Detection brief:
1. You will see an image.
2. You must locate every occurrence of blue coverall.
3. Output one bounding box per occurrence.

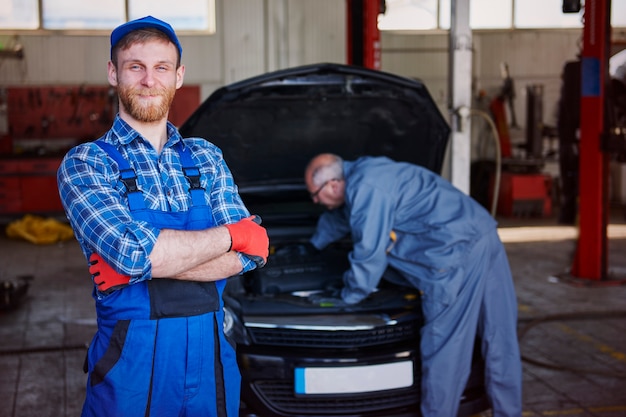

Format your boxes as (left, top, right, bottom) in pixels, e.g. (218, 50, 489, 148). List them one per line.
(58, 123, 247, 417)
(310, 156, 522, 417)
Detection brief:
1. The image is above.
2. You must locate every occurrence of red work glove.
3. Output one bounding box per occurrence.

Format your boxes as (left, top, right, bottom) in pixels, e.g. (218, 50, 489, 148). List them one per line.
(89, 253, 130, 294)
(224, 215, 269, 267)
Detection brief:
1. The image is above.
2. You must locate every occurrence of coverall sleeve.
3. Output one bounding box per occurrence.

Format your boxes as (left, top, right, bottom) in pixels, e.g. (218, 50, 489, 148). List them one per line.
(310, 207, 351, 250)
(341, 184, 396, 304)
(57, 143, 159, 282)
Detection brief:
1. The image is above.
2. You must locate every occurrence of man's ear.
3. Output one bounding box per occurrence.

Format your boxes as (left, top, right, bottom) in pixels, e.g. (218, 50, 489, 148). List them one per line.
(107, 61, 118, 86)
(175, 64, 185, 90)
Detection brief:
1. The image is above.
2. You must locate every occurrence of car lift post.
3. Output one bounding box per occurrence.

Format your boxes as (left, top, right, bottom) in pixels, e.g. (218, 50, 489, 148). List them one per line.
(571, 0, 611, 280)
(346, 0, 382, 70)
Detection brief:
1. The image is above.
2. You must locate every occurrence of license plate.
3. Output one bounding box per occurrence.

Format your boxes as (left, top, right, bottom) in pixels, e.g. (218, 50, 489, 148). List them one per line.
(294, 361, 413, 395)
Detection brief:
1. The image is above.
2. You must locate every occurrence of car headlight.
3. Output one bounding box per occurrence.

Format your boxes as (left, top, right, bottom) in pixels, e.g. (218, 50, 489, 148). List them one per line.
(223, 306, 235, 336)
(222, 305, 251, 345)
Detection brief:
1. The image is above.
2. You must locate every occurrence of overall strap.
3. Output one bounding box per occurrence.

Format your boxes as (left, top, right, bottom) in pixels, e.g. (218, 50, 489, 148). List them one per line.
(176, 141, 206, 207)
(94, 140, 147, 210)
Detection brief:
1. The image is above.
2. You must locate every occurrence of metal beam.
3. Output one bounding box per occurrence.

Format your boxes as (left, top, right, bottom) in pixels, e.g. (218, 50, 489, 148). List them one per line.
(448, 0, 472, 194)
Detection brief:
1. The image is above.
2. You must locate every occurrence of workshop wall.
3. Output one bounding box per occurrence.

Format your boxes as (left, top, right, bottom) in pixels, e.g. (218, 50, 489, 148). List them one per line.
(0, 0, 346, 95)
(0, 0, 623, 151)
(1, 0, 625, 217)
(380, 30, 583, 133)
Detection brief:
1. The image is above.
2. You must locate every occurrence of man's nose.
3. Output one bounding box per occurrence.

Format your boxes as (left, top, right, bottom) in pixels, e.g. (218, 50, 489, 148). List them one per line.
(141, 69, 156, 86)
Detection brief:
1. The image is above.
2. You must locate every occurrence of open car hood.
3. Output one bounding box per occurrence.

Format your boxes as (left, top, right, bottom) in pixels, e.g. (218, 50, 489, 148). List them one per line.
(179, 63, 450, 188)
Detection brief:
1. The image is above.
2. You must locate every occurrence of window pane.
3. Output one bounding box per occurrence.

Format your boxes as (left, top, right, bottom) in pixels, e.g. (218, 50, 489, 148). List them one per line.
(440, 0, 512, 29)
(439, 0, 450, 29)
(129, 0, 215, 33)
(378, 0, 439, 31)
(515, 0, 583, 28)
(470, 0, 511, 29)
(612, 1, 626, 28)
(43, 0, 125, 29)
(0, 0, 39, 29)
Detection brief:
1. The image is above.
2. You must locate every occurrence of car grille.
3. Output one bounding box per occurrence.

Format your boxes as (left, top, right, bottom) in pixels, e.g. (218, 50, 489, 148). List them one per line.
(248, 320, 420, 348)
(252, 380, 420, 415)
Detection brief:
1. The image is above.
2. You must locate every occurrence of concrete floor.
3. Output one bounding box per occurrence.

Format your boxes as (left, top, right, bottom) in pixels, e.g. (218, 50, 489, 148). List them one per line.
(1, 210, 626, 417)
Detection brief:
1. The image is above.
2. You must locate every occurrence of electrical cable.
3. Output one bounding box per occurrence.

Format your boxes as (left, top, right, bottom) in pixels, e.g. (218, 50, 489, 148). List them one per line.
(517, 310, 626, 379)
(469, 108, 502, 217)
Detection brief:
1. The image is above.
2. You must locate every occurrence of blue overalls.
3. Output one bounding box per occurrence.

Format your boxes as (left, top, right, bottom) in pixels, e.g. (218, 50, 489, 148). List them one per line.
(311, 157, 522, 417)
(81, 141, 240, 417)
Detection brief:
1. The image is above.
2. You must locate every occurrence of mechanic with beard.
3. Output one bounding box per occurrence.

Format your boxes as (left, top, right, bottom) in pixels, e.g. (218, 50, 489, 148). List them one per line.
(304, 153, 522, 417)
(57, 16, 268, 417)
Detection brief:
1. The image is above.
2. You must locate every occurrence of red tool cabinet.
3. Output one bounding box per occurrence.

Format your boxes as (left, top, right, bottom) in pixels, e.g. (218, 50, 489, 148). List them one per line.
(0, 157, 63, 214)
(492, 172, 552, 218)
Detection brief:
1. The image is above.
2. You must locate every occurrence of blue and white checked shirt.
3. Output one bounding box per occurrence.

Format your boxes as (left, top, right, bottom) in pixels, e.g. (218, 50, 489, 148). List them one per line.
(57, 115, 255, 283)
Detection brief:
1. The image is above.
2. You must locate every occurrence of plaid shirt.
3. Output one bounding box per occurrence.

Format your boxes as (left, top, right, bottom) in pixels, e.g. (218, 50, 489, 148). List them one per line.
(57, 115, 254, 282)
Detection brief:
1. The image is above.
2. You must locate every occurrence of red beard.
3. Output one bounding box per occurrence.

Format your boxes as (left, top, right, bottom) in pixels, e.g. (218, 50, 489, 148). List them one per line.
(118, 85, 175, 123)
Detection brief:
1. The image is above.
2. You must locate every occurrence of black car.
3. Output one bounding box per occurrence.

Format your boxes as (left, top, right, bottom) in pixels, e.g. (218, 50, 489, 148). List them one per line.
(179, 63, 489, 417)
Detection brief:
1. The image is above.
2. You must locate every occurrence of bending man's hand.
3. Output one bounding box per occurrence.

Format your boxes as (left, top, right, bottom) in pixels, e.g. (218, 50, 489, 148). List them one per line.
(308, 288, 350, 307)
(89, 253, 130, 294)
(225, 215, 269, 267)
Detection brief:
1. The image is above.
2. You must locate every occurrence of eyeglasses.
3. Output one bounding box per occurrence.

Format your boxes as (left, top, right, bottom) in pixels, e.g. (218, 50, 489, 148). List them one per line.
(310, 179, 333, 199)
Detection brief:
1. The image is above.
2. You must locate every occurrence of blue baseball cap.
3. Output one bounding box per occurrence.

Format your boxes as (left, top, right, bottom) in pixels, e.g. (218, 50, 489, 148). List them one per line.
(110, 16, 182, 59)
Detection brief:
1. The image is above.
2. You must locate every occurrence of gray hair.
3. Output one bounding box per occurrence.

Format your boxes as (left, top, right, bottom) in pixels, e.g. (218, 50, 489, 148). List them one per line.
(312, 154, 344, 186)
